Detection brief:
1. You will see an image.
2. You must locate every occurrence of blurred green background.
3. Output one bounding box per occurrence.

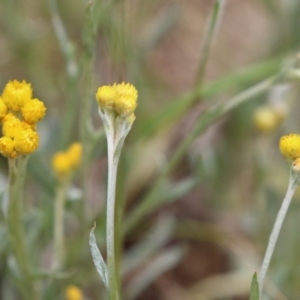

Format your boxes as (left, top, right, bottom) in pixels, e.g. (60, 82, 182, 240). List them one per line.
(1, 0, 300, 299)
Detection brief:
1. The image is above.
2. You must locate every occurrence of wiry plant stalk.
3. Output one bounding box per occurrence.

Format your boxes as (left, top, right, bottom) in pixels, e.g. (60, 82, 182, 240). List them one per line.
(258, 167, 300, 298)
(7, 156, 38, 300)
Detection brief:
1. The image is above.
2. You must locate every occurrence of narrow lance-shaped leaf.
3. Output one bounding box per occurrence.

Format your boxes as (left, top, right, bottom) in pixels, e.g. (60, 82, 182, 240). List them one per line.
(89, 223, 109, 291)
(250, 272, 260, 300)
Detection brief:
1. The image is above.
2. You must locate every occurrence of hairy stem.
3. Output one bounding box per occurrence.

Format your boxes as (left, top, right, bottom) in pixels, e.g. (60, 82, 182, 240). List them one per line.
(258, 168, 300, 297)
(53, 177, 69, 270)
(106, 126, 120, 300)
(7, 156, 38, 300)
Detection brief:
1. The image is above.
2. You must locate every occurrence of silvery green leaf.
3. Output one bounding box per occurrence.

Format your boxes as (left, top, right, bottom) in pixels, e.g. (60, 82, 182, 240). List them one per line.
(89, 224, 108, 290)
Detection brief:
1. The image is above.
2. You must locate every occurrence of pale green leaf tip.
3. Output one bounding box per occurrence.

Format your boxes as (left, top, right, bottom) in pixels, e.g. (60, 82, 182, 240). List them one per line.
(250, 272, 260, 300)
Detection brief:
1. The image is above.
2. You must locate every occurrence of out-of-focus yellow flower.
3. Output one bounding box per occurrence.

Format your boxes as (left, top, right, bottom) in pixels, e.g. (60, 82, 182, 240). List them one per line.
(65, 285, 83, 300)
(95, 82, 138, 117)
(52, 152, 71, 176)
(21, 98, 46, 124)
(67, 142, 82, 168)
(96, 85, 116, 109)
(2, 80, 32, 112)
(253, 106, 280, 133)
(52, 143, 83, 177)
(279, 134, 300, 161)
(0, 136, 17, 158)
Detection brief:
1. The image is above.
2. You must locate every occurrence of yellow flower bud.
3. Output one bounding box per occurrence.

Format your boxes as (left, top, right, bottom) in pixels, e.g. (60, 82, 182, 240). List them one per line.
(21, 98, 46, 124)
(113, 83, 138, 117)
(2, 80, 32, 112)
(52, 152, 72, 176)
(65, 285, 83, 300)
(279, 134, 300, 161)
(253, 106, 279, 133)
(14, 128, 39, 155)
(96, 85, 116, 109)
(2, 113, 22, 138)
(0, 136, 17, 158)
(67, 142, 82, 169)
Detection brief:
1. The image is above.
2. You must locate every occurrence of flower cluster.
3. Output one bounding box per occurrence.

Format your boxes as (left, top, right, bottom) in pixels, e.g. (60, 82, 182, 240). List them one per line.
(52, 142, 83, 177)
(0, 80, 46, 158)
(96, 82, 138, 122)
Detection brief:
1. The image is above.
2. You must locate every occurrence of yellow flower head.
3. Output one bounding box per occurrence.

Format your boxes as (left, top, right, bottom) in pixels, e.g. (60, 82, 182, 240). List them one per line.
(2, 113, 22, 138)
(96, 85, 116, 109)
(95, 83, 138, 117)
(21, 98, 46, 124)
(279, 134, 300, 160)
(66, 142, 82, 169)
(0, 97, 8, 120)
(113, 83, 138, 117)
(52, 142, 82, 177)
(253, 106, 280, 133)
(65, 285, 83, 300)
(2, 80, 32, 112)
(14, 128, 39, 155)
(52, 152, 72, 176)
(0, 136, 17, 158)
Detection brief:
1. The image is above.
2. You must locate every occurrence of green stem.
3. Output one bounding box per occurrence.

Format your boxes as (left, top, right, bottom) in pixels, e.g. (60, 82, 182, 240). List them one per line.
(106, 125, 120, 300)
(7, 156, 38, 300)
(53, 177, 69, 270)
(258, 168, 300, 298)
(195, 0, 224, 86)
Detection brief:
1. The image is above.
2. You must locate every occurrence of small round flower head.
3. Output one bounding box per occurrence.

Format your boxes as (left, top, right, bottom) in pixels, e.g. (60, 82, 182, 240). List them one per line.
(0, 97, 8, 120)
(67, 142, 82, 169)
(14, 128, 39, 155)
(0, 136, 17, 158)
(253, 106, 279, 133)
(21, 98, 46, 124)
(96, 85, 115, 109)
(2, 113, 22, 138)
(2, 80, 32, 112)
(279, 134, 300, 160)
(52, 143, 82, 177)
(52, 152, 71, 176)
(113, 83, 138, 117)
(65, 285, 83, 300)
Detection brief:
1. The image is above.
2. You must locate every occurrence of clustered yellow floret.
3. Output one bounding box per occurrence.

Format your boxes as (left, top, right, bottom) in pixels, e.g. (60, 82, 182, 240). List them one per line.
(96, 82, 138, 119)
(52, 142, 83, 177)
(65, 285, 83, 300)
(0, 80, 46, 158)
(279, 134, 300, 161)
